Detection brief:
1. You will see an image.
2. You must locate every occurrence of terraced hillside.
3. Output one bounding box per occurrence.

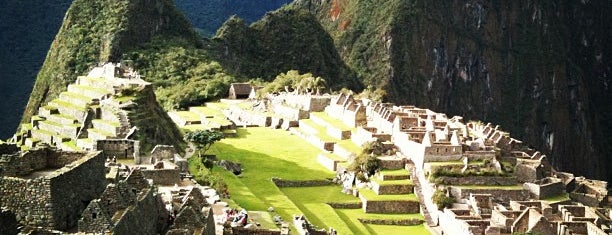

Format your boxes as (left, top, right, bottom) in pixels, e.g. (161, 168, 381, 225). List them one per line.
(195, 100, 429, 234)
(14, 63, 184, 153)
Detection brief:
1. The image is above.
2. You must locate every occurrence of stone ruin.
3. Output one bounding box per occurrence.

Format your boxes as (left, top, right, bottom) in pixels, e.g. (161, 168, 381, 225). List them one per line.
(78, 168, 168, 234)
(0, 143, 106, 230)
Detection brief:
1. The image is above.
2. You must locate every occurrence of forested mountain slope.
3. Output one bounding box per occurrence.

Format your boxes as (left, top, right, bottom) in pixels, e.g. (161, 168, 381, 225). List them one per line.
(295, 0, 612, 181)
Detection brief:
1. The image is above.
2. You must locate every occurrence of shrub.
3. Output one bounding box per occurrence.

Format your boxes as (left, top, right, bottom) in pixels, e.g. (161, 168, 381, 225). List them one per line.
(432, 190, 455, 210)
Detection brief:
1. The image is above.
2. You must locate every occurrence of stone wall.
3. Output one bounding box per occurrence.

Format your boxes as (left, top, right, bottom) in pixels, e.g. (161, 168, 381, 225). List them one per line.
(150, 145, 176, 162)
(112, 188, 166, 235)
(141, 168, 181, 186)
(327, 202, 362, 209)
(523, 181, 565, 199)
(435, 176, 518, 186)
(317, 154, 345, 172)
(358, 218, 423, 226)
(0, 151, 106, 230)
(360, 199, 420, 213)
(449, 186, 529, 202)
(271, 177, 334, 187)
(272, 103, 309, 121)
(94, 139, 139, 160)
(372, 181, 413, 195)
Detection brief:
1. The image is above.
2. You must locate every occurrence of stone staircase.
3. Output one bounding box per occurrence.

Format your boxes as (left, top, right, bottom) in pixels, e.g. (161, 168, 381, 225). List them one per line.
(17, 75, 132, 151)
(357, 168, 420, 214)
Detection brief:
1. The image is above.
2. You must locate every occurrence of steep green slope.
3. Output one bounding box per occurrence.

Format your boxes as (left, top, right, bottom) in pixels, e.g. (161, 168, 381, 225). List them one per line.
(212, 7, 363, 90)
(298, 0, 612, 181)
(22, 0, 200, 124)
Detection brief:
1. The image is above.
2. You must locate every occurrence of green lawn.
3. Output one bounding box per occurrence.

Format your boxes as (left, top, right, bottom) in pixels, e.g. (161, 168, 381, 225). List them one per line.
(203, 127, 430, 235)
(207, 127, 333, 228)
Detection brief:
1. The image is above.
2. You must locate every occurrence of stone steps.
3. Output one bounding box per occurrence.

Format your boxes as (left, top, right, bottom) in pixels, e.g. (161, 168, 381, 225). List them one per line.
(87, 128, 115, 140)
(371, 179, 414, 195)
(48, 99, 87, 123)
(92, 119, 120, 137)
(47, 114, 78, 126)
(38, 106, 59, 119)
(358, 189, 420, 214)
(377, 169, 410, 181)
(76, 76, 116, 92)
(59, 91, 92, 107)
(76, 138, 95, 150)
(67, 84, 109, 100)
(317, 152, 348, 171)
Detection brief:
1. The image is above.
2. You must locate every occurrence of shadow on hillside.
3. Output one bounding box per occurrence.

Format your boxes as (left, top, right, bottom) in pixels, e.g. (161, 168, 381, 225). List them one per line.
(229, 128, 252, 139)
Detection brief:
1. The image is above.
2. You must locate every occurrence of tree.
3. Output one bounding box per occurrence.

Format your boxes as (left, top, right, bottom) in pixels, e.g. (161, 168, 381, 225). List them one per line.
(312, 76, 326, 95)
(184, 129, 224, 158)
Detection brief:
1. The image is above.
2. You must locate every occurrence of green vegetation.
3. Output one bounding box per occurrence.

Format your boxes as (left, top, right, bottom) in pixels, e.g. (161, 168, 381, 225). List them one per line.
(432, 189, 455, 210)
(22, 0, 199, 123)
(213, 8, 362, 90)
(349, 140, 386, 180)
(184, 129, 224, 158)
(127, 86, 186, 153)
(126, 39, 234, 110)
(193, 127, 425, 234)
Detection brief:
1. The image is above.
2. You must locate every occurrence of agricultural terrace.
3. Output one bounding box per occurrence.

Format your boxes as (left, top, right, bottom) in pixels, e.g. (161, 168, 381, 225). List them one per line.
(197, 127, 428, 234)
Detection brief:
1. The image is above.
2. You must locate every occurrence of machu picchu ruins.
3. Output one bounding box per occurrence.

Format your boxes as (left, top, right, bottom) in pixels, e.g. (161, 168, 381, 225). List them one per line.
(1, 62, 611, 235)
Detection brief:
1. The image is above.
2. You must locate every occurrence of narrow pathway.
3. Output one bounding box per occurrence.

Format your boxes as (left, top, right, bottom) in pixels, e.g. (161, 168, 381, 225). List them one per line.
(409, 163, 435, 227)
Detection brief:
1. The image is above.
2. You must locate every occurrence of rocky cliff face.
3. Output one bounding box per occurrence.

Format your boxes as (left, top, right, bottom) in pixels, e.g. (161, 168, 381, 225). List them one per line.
(298, 0, 612, 181)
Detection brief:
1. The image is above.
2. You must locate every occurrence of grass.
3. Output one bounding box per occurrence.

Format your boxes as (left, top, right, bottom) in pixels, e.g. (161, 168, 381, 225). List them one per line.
(336, 139, 362, 154)
(379, 169, 410, 176)
(71, 84, 109, 96)
(61, 91, 92, 102)
(299, 119, 335, 141)
(372, 178, 412, 186)
(311, 112, 352, 130)
(249, 211, 279, 230)
(88, 128, 115, 137)
(172, 111, 201, 121)
(198, 126, 431, 235)
(359, 188, 418, 201)
(92, 119, 120, 127)
(281, 186, 359, 234)
(50, 99, 86, 111)
(206, 128, 333, 228)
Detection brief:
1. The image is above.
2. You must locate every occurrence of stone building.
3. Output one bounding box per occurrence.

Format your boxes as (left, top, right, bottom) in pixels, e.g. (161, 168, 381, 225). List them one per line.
(0, 144, 106, 230)
(228, 83, 253, 99)
(78, 168, 169, 234)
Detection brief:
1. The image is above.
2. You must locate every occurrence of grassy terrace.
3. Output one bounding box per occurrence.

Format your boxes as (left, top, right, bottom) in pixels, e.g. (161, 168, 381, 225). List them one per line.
(359, 188, 418, 201)
(92, 119, 120, 127)
(50, 99, 86, 111)
(310, 112, 353, 130)
(190, 106, 233, 126)
(71, 84, 109, 95)
(203, 127, 427, 234)
(299, 119, 335, 141)
(61, 91, 92, 101)
(379, 169, 410, 176)
(337, 139, 362, 154)
(88, 128, 115, 137)
(372, 178, 412, 186)
(173, 111, 201, 122)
